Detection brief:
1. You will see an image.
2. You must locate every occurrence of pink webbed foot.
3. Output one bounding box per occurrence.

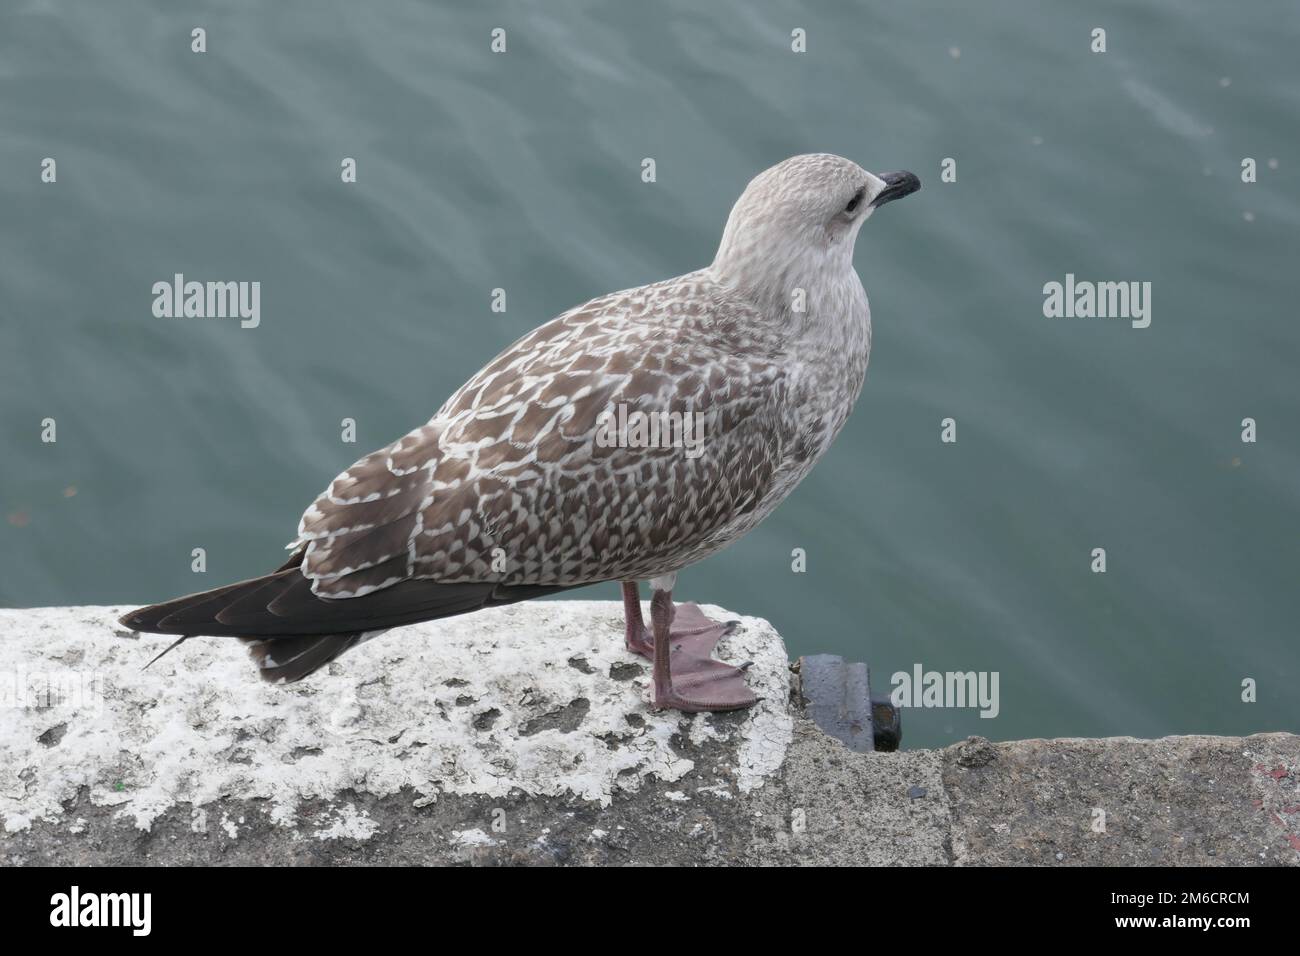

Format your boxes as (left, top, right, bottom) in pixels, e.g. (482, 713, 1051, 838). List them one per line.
(622, 584, 758, 713)
(654, 603, 757, 712)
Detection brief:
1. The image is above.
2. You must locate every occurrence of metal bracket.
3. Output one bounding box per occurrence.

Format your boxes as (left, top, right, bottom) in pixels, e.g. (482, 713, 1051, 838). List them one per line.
(795, 654, 901, 752)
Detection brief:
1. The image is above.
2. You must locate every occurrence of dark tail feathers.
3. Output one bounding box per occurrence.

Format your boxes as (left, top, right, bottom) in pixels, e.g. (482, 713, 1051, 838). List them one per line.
(120, 558, 573, 682)
(240, 632, 368, 683)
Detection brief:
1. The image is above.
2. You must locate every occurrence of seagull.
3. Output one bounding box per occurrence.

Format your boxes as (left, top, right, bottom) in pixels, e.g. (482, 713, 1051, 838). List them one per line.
(121, 153, 920, 713)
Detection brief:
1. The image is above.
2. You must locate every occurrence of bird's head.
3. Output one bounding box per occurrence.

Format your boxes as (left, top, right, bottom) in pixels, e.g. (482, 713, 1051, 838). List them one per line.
(711, 153, 919, 298)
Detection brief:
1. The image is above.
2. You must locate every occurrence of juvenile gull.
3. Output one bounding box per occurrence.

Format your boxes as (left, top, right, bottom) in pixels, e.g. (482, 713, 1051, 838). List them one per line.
(121, 153, 920, 712)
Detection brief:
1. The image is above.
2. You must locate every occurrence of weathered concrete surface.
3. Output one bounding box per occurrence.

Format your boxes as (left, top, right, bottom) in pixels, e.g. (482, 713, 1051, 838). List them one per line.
(1, 603, 792, 829)
(2, 605, 1296, 865)
(944, 733, 1300, 865)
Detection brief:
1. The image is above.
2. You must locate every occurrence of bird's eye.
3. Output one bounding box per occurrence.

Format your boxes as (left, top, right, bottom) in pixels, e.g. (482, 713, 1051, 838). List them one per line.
(844, 188, 865, 214)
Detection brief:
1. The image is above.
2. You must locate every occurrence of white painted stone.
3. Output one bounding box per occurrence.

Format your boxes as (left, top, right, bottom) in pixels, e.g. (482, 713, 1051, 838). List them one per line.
(0, 601, 792, 835)
(313, 803, 377, 840)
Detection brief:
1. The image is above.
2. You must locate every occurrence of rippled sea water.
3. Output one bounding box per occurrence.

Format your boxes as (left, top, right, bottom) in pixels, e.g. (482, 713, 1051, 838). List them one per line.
(3, 1, 1297, 747)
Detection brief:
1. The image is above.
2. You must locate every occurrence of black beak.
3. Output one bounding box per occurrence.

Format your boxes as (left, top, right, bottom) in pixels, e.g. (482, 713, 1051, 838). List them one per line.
(871, 170, 921, 208)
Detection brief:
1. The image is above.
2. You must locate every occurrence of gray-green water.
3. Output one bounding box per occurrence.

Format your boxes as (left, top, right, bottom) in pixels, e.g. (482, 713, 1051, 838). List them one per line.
(3, 1, 1297, 747)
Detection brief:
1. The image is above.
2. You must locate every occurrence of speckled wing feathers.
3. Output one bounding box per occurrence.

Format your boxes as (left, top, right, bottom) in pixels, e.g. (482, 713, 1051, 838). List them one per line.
(292, 273, 791, 598)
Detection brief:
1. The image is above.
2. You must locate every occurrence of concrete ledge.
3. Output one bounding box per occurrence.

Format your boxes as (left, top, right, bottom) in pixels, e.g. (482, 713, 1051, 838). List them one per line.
(1, 605, 1296, 865)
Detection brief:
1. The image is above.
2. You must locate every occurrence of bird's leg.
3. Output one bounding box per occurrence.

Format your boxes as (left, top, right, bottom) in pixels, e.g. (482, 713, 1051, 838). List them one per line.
(622, 581, 655, 658)
(623, 580, 751, 660)
(646, 585, 759, 713)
